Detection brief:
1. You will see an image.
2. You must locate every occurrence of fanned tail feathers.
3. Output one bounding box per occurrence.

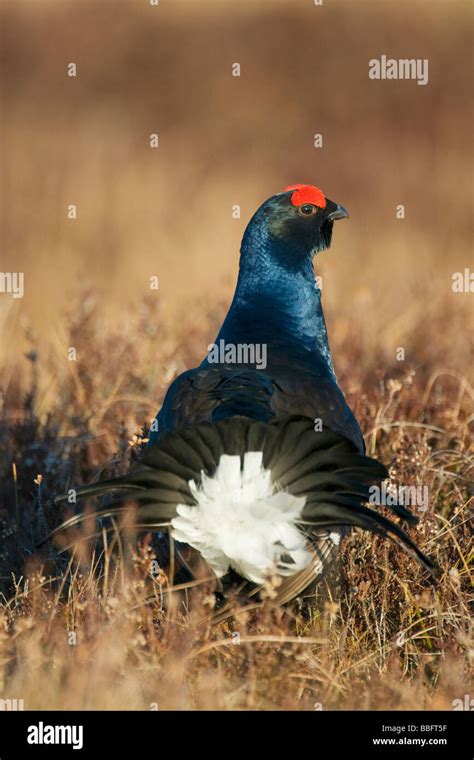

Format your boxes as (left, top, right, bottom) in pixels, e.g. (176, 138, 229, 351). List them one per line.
(50, 416, 439, 586)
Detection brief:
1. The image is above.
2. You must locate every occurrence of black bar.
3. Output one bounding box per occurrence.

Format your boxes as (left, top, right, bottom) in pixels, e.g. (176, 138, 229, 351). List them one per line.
(0, 710, 471, 757)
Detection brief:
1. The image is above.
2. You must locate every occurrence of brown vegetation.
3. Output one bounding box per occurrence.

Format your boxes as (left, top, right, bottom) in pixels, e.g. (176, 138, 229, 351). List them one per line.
(0, 0, 471, 710)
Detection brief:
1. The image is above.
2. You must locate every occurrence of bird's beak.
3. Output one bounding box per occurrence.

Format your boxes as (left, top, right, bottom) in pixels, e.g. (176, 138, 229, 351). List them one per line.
(327, 204, 350, 221)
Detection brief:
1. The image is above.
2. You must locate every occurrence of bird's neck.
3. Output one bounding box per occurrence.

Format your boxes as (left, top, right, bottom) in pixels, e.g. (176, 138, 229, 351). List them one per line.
(215, 227, 336, 378)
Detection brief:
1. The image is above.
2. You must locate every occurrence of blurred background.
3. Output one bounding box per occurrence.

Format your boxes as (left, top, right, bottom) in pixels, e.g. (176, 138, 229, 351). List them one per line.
(0, 1, 471, 710)
(0, 0, 472, 403)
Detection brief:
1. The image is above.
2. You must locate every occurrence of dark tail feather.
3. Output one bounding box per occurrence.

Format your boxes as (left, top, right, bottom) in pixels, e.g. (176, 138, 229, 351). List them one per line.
(300, 501, 438, 576)
(48, 415, 439, 579)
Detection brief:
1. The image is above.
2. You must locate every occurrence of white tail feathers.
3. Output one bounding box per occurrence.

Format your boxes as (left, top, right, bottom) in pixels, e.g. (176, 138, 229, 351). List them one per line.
(171, 452, 312, 584)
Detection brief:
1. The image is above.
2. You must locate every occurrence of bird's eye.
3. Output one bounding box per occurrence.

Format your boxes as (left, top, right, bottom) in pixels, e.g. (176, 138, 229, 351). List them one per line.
(299, 204, 317, 216)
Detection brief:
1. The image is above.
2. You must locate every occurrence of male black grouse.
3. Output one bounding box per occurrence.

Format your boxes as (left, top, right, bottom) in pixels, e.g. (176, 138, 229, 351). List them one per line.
(54, 184, 437, 607)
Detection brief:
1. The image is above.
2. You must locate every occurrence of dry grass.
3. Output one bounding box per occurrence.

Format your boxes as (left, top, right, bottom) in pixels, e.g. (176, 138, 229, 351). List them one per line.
(0, 294, 471, 710)
(0, 0, 472, 710)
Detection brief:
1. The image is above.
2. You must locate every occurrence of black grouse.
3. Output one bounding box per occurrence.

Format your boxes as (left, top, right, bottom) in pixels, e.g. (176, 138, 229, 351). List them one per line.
(53, 184, 438, 610)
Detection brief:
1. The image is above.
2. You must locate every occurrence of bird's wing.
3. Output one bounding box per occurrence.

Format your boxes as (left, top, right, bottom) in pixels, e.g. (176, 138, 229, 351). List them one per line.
(150, 361, 364, 452)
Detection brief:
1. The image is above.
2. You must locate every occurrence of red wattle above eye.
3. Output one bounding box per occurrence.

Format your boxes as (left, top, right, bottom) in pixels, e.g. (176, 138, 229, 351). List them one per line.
(285, 184, 327, 209)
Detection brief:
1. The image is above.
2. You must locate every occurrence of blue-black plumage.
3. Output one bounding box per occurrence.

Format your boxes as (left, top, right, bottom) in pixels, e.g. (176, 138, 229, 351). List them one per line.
(52, 185, 439, 609)
(150, 186, 363, 452)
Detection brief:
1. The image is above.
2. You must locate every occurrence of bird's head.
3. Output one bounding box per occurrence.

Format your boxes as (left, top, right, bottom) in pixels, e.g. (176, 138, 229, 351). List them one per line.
(241, 184, 349, 266)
